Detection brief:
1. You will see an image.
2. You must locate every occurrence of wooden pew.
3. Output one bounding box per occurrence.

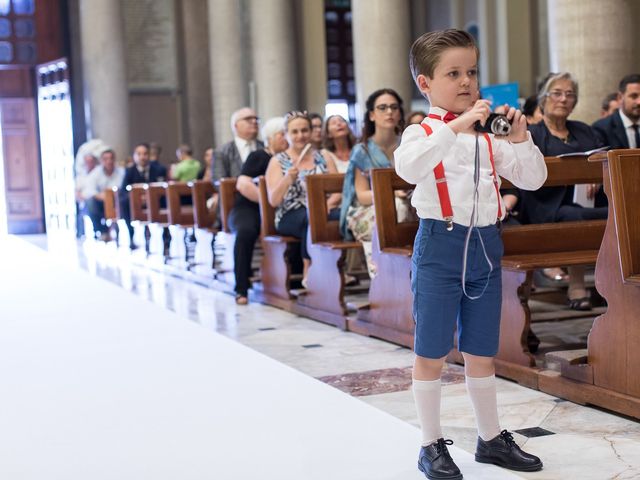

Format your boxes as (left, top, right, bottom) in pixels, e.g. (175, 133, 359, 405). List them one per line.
(295, 173, 361, 329)
(491, 219, 605, 386)
(538, 149, 640, 419)
(218, 178, 237, 234)
(167, 182, 196, 264)
(190, 180, 218, 269)
(128, 183, 148, 223)
(213, 177, 239, 283)
(103, 186, 120, 243)
(256, 176, 300, 309)
(485, 155, 606, 386)
(127, 183, 151, 252)
(146, 182, 172, 259)
(347, 168, 418, 347)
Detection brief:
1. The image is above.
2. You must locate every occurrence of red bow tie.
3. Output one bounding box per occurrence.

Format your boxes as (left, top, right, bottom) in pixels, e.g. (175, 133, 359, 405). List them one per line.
(443, 111, 457, 123)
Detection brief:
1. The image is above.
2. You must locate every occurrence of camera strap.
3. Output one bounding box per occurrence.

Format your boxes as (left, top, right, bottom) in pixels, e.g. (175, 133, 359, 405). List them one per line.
(461, 135, 493, 300)
(483, 133, 503, 219)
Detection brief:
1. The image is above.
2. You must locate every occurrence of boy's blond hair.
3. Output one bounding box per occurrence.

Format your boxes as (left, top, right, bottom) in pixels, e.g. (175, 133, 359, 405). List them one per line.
(409, 29, 479, 83)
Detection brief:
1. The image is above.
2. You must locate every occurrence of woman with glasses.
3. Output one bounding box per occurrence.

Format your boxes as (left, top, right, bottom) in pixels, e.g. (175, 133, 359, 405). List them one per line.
(265, 111, 338, 286)
(339, 88, 410, 278)
(522, 72, 607, 310)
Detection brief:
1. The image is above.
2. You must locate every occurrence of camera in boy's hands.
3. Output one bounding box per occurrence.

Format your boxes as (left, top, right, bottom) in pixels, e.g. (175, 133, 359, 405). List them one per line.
(474, 113, 512, 136)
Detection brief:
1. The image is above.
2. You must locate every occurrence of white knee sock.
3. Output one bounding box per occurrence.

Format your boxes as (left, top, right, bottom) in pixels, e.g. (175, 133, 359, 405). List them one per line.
(412, 378, 442, 446)
(466, 375, 501, 441)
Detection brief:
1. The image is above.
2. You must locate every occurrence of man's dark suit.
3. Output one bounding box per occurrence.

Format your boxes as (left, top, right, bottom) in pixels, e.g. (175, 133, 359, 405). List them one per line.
(592, 111, 630, 149)
(119, 161, 167, 241)
(213, 139, 264, 184)
(592, 111, 633, 207)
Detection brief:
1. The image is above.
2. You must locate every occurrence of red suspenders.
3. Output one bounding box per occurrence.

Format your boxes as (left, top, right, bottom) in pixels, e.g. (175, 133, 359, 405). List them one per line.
(420, 122, 454, 229)
(420, 115, 502, 229)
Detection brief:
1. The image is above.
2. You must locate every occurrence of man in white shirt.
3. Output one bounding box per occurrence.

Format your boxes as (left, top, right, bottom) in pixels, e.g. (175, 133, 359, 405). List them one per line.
(82, 149, 124, 241)
(212, 107, 264, 185)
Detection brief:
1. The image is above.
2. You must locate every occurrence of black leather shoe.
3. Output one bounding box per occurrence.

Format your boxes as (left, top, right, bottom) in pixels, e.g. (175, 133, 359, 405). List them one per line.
(418, 438, 462, 479)
(475, 430, 543, 472)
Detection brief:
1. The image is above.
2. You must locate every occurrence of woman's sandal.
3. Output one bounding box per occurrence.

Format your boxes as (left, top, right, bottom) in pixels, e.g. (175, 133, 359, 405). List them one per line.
(235, 294, 248, 305)
(568, 296, 592, 311)
(543, 268, 569, 282)
(344, 274, 359, 286)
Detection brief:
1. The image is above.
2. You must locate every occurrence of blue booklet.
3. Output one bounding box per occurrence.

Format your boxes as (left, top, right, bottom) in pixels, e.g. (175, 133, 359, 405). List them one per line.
(480, 82, 520, 110)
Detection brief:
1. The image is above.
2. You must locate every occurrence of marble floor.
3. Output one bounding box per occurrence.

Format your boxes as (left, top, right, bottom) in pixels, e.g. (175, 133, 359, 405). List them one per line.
(15, 232, 640, 479)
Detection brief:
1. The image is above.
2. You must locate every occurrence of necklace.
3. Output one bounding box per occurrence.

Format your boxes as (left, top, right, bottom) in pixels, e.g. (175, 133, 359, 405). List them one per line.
(548, 127, 570, 144)
(545, 120, 570, 144)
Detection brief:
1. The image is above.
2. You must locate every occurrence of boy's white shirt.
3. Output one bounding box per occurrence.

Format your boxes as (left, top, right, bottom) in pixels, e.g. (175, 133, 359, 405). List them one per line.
(394, 106, 547, 227)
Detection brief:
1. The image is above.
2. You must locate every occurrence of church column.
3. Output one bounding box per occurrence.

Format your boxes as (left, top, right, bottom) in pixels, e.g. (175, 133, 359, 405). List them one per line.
(547, 0, 636, 123)
(449, 0, 466, 29)
(351, 0, 413, 118)
(208, 0, 247, 145)
(78, 0, 129, 160)
(248, 0, 298, 120)
(297, 0, 327, 115)
(180, 0, 213, 158)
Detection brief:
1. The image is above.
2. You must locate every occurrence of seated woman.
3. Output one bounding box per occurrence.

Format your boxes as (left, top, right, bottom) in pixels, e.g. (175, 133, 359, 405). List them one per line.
(321, 115, 357, 220)
(522, 71, 607, 310)
(265, 111, 337, 286)
(229, 117, 288, 305)
(321, 115, 356, 174)
(339, 88, 410, 277)
(405, 110, 427, 127)
(200, 147, 214, 181)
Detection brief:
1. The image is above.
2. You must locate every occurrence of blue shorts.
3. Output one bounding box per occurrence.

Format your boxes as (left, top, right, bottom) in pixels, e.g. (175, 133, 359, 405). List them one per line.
(411, 219, 503, 359)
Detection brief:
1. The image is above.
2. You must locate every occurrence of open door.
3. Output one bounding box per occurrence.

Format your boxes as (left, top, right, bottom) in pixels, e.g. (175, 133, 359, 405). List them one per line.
(36, 58, 75, 233)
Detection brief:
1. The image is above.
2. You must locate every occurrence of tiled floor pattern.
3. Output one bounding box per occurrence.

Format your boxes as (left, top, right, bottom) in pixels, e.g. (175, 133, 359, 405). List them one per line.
(26, 233, 640, 480)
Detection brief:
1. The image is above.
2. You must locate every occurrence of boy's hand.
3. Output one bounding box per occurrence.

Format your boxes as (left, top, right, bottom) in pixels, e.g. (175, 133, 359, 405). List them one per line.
(447, 100, 491, 134)
(494, 104, 528, 143)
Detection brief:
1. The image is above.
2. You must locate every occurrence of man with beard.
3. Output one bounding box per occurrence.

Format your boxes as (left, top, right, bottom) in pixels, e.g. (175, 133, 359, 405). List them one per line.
(593, 74, 640, 149)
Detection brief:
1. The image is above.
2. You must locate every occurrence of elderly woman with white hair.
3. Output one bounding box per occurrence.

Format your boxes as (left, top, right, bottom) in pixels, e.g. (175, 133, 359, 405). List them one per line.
(228, 117, 289, 305)
(520, 72, 607, 310)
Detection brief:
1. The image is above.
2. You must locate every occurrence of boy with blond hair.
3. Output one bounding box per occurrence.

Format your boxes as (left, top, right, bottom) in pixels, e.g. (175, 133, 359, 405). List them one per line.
(395, 29, 547, 479)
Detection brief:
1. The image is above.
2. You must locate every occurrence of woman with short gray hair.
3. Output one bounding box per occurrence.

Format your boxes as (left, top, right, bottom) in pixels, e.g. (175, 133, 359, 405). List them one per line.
(228, 116, 289, 305)
(522, 72, 606, 311)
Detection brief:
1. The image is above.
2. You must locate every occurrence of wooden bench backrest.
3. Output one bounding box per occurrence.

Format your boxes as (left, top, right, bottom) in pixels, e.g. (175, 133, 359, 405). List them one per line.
(190, 180, 216, 230)
(306, 173, 343, 243)
(371, 168, 418, 251)
(500, 155, 603, 189)
(258, 176, 277, 237)
(166, 182, 194, 226)
(218, 178, 237, 234)
(104, 187, 118, 220)
(603, 149, 640, 283)
(502, 220, 605, 255)
(146, 182, 168, 223)
(128, 184, 147, 222)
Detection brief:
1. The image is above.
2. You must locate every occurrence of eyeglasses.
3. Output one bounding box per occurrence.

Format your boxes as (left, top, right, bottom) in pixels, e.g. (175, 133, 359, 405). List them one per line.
(239, 115, 260, 123)
(546, 90, 577, 101)
(374, 103, 400, 113)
